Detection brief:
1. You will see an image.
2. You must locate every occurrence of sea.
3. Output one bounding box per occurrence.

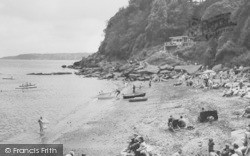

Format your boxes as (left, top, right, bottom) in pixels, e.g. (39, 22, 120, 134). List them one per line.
(0, 59, 118, 144)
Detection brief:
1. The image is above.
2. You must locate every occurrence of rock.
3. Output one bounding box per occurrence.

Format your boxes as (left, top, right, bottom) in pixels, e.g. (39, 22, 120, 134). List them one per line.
(231, 129, 245, 147)
(137, 65, 160, 74)
(174, 65, 202, 74)
(212, 64, 223, 72)
(105, 73, 114, 79)
(159, 64, 173, 71)
(61, 65, 67, 68)
(160, 70, 171, 74)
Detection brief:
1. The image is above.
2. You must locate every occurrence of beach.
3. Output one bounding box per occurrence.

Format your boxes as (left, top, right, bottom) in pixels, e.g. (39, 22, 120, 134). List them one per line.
(1, 60, 250, 156)
(59, 80, 250, 156)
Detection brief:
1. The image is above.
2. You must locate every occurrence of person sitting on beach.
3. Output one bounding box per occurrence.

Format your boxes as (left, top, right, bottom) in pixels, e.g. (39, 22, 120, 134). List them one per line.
(233, 143, 243, 156)
(221, 144, 230, 156)
(136, 136, 151, 156)
(178, 116, 186, 128)
(241, 106, 250, 118)
(129, 136, 142, 156)
(168, 115, 174, 127)
(207, 116, 215, 123)
(230, 149, 239, 156)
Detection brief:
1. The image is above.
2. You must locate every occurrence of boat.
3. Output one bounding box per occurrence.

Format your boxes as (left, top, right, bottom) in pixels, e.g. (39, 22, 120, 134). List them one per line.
(97, 94, 114, 100)
(16, 83, 37, 89)
(2, 76, 14, 80)
(123, 92, 146, 99)
(19, 83, 36, 87)
(15, 86, 37, 89)
(129, 97, 148, 102)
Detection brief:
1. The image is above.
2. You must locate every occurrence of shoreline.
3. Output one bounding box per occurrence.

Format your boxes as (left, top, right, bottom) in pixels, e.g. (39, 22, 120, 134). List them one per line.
(58, 80, 250, 156)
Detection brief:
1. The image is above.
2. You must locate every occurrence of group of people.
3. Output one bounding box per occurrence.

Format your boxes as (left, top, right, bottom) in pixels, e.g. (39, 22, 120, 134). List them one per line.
(168, 115, 188, 131)
(208, 139, 243, 156)
(174, 66, 250, 99)
(207, 124, 250, 156)
(123, 134, 153, 156)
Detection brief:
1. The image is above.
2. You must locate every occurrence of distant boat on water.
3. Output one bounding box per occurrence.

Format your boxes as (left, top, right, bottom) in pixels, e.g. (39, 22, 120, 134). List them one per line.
(16, 83, 37, 89)
(2, 76, 14, 80)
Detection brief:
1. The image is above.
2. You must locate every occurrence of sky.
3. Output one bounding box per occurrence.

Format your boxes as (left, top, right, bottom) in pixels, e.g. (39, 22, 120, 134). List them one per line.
(0, 0, 128, 57)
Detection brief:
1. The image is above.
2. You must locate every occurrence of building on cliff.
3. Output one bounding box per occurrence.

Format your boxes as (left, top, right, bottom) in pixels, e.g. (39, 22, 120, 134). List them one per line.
(164, 36, 195, 51)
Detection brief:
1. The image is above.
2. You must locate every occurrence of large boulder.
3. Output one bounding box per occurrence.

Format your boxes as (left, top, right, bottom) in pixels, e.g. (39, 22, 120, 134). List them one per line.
(159, 64, 174, 71)
(174, 65, 202, 75)
(137, 65, 160, 74)
(231, 129, 245, 147)
(212, 64, 223, 72)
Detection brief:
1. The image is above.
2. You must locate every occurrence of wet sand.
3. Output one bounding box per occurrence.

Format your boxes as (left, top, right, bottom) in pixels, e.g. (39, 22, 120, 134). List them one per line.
(58, 80, 250, 156)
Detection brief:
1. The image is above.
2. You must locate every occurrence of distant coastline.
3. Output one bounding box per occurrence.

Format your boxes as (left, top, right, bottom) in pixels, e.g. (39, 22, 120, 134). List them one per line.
(1, 53, 90, 60)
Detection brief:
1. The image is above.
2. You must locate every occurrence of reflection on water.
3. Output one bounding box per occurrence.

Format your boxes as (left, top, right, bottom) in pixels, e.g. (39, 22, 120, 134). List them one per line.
(0, 60, 117, 143)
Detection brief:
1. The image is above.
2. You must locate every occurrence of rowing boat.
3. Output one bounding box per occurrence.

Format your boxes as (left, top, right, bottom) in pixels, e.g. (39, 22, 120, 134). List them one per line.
(129, 97, 148, 102)
(97, 95, 114, 100)
(15, 86, 37, 89)
(123, 93, 146, 99)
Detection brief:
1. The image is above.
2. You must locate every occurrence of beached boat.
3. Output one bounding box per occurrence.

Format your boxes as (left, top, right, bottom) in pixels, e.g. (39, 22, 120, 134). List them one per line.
(123, 92, 146, 99)
(129, 97, 148, 102)
(97, 94, 114, 100)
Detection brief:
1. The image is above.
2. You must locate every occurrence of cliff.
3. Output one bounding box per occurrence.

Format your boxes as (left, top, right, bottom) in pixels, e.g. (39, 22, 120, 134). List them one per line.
(76, 0, 249, 69)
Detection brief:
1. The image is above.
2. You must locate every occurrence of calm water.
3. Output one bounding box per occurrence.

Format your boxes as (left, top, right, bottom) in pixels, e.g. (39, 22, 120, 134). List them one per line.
(0, 59, 117, 143)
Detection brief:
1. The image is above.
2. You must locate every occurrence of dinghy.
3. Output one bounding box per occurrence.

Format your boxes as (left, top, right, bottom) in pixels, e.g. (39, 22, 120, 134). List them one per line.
(123, 93, 146, 99)
(129, 97, 148, 102)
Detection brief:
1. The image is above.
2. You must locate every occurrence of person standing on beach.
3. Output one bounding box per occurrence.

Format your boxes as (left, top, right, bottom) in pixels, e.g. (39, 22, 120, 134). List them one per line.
(208, 139, 215, 154)
(38, 117, 44, 133)
(149, 80, 152, 88)
(133, 85, 136, 93)
(244, 124, 250, 156)
(115, 89, 121, 97)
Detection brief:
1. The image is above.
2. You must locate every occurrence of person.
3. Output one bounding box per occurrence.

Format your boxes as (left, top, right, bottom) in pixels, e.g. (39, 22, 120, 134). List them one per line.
(38, 117, 44, 133)
(244, 124, 250, 156)
(65, 151, 75, 156)
(125, 134, 139, 153)
(221, 144, 230, 156)
(168, 115, 174, 127)
(208, 139, 215, 154)
(172, 149, 182, 156)
(115, 89, 121, 97)
(149, 80, 152, 88)
(136, 136, 150, 156)
(230, 149, 239, 156)
(129, 136, 141, 156)
(241, 106, 250, 117)
(233, 143, 243, 156)
(201, 108, 205, 112)
(178, 116, 186, 128)
(133, 85, 136, 93)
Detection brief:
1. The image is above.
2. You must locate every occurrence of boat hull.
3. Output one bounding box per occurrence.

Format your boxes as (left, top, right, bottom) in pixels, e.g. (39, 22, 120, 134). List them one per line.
(129, 98, 148, 102)
(15, 86, 37, 89)
(123, 93, 146, 99)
